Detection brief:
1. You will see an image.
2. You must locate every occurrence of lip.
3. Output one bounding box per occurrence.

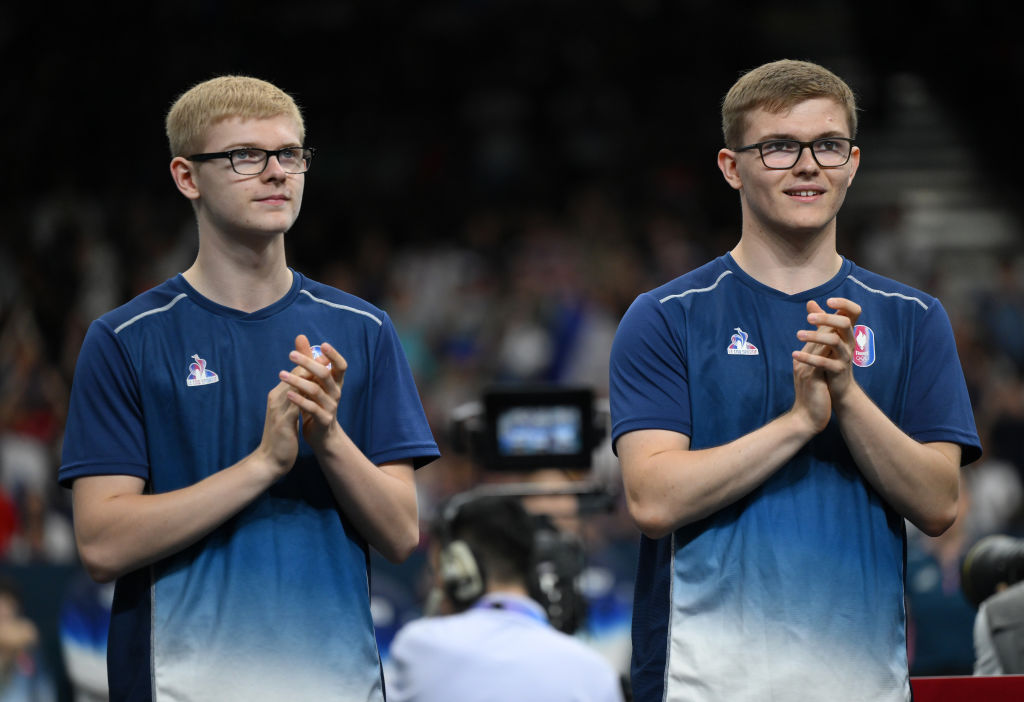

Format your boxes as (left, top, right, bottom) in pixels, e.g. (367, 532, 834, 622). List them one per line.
(783, 186, 826, 200)
(256, 193, 290, 204)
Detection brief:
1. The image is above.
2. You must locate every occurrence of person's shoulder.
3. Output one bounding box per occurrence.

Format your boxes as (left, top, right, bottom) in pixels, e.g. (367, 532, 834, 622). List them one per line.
(93, 276, 190, 334)
(644, 255, 733, 304)
(843, 261, 940, 310)
(293, 272, 388, 327)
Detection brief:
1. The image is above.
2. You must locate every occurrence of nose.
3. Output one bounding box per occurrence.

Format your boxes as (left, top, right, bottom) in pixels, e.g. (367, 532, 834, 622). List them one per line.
(261, 153, 288, 181)
(793, 144, 820, 171)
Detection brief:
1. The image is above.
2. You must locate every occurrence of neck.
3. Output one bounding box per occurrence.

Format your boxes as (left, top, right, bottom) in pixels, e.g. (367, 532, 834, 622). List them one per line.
(731, 224, 842, 294)
(183, 228, 293, 312)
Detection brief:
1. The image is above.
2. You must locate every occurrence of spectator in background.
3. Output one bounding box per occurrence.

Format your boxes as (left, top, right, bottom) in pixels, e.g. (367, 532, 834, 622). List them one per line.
(387, 495, 625, 702)
(0, 577, 55, 702)
(59, 572, 113, 702)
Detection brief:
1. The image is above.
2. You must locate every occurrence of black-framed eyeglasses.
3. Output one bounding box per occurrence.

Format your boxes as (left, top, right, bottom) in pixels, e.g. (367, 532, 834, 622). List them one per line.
(186, 147, 316, 175)
(733, 138, 855, 169)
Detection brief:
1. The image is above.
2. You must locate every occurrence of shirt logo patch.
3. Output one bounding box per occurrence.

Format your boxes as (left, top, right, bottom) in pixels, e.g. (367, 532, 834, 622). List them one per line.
(186, 354, 220, 386)
(727, 327, 759, 356)
(310, 344, 332, 370)
(852, 325, 876, 368)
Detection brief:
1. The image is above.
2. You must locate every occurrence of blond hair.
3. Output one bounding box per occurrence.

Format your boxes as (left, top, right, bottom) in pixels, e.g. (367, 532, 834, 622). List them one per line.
(721, 59, 857, 148)
(165, 75, 305, 156)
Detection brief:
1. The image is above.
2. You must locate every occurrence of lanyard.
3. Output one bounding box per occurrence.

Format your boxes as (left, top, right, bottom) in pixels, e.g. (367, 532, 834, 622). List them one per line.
(472, 595, 549, 625)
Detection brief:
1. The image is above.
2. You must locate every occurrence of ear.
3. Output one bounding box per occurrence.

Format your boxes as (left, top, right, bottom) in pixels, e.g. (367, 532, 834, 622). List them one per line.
(846, 145, 861, 186)
(170, 156, 201, 201)
(717, 148, 742, 191)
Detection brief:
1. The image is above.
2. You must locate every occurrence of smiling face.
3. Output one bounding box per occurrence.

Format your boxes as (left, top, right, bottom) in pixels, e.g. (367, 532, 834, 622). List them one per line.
(172, 114, 305, 242)
(718, 97, 860, 242)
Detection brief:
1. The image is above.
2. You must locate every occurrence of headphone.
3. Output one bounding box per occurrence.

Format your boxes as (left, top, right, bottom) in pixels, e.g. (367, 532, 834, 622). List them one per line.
(439, 537, 487, 607)
(434, 493, 487, 609)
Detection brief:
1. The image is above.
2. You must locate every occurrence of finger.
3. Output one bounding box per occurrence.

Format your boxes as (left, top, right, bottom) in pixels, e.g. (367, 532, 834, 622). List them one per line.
(286, 390, 335, 425)
(288, 350, 331, 381)
(318, 343, 348, 382)
(295, 334, 313, 358)
(792, 349, 846, 373)
(279, 368, 330, 400)
(826, 297, 862, 322)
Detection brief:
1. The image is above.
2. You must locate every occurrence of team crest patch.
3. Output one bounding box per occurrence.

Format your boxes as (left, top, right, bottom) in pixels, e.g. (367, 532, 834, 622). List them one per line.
(852, 325, 876, 367)
(186, 354, 219, 386)
(727, 327, 759, 356)
(310, 343, 332, 370)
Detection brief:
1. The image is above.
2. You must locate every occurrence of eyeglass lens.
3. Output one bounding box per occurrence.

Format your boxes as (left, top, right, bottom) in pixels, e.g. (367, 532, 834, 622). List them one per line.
(760, 139, 851, 168)
(230, 148, 312, 174)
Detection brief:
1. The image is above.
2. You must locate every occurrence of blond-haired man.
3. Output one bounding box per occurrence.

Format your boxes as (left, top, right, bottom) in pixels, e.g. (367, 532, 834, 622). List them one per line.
(60, 76, 439, 701)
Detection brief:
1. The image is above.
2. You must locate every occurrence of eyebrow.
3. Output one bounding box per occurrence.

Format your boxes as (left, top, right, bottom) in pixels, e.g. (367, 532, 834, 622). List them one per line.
(217, 142, 304, 151)
(756, 130, 850, 141)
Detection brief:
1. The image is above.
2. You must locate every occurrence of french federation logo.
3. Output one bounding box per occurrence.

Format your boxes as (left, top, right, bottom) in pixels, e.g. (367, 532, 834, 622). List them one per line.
(186, 354, 219, 386)
(310, 344, 332, 370)
(727, 327, 759, 356)
(852, 325, 876, 368)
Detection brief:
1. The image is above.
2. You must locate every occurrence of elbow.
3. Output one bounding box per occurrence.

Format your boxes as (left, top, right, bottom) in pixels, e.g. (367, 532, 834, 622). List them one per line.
(910, 488, 960, 537)
(626, 495, 677, 540)
(76, 541, 122, 584)
(914, 501, 960, 538)
(377, 525, 421, 564)
(75, 530, 129, 584)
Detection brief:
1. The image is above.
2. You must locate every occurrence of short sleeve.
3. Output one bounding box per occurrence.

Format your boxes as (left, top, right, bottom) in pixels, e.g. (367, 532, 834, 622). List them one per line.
(609, 294, 691, 452)
(903, 301, 982, 465)
(59, 320, 150, 487)
(367, 313, 440, 469)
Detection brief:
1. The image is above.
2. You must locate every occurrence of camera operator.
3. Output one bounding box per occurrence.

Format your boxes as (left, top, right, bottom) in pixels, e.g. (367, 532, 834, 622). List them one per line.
(386, 494, 625, 702)
(961, 534, 1024, 674)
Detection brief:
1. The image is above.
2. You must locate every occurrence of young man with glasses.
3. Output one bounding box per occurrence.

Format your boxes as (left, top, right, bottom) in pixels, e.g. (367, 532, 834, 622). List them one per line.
(59, 76, 439, 701)
(609, 59, 981, 701)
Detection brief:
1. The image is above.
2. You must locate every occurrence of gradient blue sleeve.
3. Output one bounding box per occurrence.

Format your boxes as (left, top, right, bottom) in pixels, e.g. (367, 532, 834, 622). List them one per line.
(59, 320, 149, 486)
(903, 300, 981, 464)
(609, 293, 691, 451)
(368, 313, 440, 468)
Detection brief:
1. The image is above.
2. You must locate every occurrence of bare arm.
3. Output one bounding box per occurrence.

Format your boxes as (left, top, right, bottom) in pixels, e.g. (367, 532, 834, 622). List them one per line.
(280, 335, 419, 562)
(72, 382, 302, 583)
(794, 298, 960, 535)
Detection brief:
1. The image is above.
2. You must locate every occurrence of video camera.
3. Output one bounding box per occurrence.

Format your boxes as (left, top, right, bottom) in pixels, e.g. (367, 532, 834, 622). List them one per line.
(443, 384, 613, 633)
(961, 534, 1024, 608)
(450, 384, 605, 472)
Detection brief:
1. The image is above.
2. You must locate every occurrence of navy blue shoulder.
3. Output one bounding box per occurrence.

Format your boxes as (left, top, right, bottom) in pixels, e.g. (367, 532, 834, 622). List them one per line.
(293, 273, 388, 327)
(98, 277, 190, 334)
(648, 256, 732, 304)
(843, 263, 938, 312)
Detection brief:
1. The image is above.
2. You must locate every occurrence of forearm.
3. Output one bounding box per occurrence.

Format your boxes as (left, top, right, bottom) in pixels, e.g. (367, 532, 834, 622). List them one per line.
(621, 409, 818, 538)
(833, 383, 959, 535)
(315, 427, 419, 563)
(73, 452, 281, 583)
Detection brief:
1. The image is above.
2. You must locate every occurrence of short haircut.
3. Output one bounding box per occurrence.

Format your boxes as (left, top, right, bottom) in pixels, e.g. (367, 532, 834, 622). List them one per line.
(165, 75, 305, 157)
(442, 496, 535, 586)
(721, 59, 858, 148)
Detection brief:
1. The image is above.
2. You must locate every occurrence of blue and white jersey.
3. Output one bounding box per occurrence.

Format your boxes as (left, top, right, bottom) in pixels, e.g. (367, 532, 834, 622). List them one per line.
(609, 254, 980, 702)
(60, 271, 440, 702)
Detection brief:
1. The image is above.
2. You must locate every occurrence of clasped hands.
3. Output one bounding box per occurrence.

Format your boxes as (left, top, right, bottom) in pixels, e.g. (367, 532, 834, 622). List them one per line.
(260, 335, 348, 474)
(790, 297, 861, 434)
